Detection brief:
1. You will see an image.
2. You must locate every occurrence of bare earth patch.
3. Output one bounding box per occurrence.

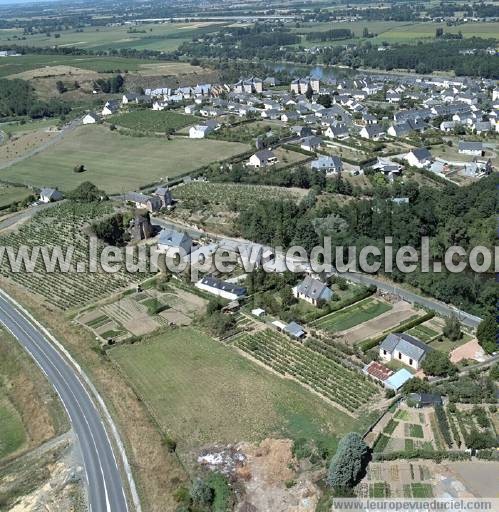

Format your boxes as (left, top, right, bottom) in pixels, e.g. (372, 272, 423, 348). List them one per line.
(236, 439, 320, 512)
(8, 65, 100, 80)
(0, 131, 57, 166)
(338, 301, 420, 345)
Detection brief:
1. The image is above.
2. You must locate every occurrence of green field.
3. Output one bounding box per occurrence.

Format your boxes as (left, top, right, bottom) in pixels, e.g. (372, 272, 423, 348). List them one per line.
(292, 20, 499, 47)
(0, 394, 26, 460)
(110, 327, 360, 456)
(312, 298, 392, 333)
(1, 125, 249, 193)
(0, 21, 225, 53)
(0, 185, 32, 208)
(111, 110, 198, 133)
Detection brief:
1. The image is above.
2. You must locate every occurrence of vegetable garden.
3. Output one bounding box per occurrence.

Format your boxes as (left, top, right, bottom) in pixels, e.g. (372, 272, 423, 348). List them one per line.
(232, 329, 381, 414)
(0, 202, 145, 309)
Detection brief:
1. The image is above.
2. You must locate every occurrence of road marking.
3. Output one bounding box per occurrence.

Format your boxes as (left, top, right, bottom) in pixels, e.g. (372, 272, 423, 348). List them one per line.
(0, 297, 113, 512)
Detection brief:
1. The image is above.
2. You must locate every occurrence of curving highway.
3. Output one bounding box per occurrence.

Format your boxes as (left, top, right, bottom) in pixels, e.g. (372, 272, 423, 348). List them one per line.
(0, 289, 130, 512)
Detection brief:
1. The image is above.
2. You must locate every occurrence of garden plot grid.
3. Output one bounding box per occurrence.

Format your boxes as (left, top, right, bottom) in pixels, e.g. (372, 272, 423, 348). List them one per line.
(0, 202, 145, 309)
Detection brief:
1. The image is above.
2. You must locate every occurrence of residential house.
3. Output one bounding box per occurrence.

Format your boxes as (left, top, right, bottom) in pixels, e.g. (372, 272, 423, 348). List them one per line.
(379, 332, 431, 370)
(324, 123, 349, 140)
(300, 136, 322, 152)
(39, 188, 63, 203)
(157, 228, 192, 255)
(310, 155, 343, 175)
(408, 393, 443, 408)
(292, 276, 333, 306)
(82, 113, 100, 125)
(101, 100, 119, 116)
(196, 276, 247, 301)
(189, 119, 219, 138)
(359, 124, 385, 140)
(124, 192, 162, 212)
(248, 149, 278, 168)
(405, 148, 433, 169)
(458, 141, 483, 156)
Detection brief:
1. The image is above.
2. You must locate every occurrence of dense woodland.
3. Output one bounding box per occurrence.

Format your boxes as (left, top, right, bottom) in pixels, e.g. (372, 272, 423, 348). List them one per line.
(0, 78, 70, 119)
(236, 173, 498, 317)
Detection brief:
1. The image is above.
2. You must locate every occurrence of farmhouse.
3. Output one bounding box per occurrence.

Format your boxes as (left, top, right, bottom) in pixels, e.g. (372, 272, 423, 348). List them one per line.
(124, 192, 162, 212)
(405, 148, 433, 169)
(379, 332, 431, 370)
(157, 228, 192, 255)
(196, 276, 247, 301)
(248, 149, 278, 168)
(293, 276, 333, 306)
(39, 188, 63, 203)
(458, 141, 483, 156)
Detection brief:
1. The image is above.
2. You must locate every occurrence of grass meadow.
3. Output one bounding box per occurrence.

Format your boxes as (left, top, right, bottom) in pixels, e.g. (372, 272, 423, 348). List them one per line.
(111, 110, 198, 133)
(110, 327, 361, 457)
(1, 125, 249, 192)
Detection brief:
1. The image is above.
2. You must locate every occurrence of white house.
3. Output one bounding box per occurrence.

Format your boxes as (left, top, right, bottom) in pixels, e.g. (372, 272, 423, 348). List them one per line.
(310, 155, 342, 175)
(379, 332, 431, 371)
(458, 141, 483, 156)
(404, 148, 433, 169)
(189, 124, 214, 139)
(292, 276, 333, 306)
(300, 136, 322, 152)
(196, 276, 247, 301)
(101, 100, 119, 116)
(248, 149, 278, 168)
(82, 113, 100, 125)
(359, 125, 385, 140)
(39, 188, 63, 203)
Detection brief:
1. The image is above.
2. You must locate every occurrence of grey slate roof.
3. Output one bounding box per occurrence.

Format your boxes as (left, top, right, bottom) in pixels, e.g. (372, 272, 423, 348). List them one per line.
(158, 228, 192, 250)
(284, 321, 305, 338)
(458, 141, 483, 152)
(295, 276, 333, 301)
(411, 147, 432, 161)
(380, 332, 431, 362)
(199, 276, 246, 297)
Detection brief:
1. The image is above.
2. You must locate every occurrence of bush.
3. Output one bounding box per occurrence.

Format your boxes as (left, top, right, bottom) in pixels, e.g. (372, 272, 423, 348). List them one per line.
(162, 434, 177, 453)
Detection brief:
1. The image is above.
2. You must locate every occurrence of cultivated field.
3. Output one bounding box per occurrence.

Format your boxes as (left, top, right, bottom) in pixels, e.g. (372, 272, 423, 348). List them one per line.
(0, 202, 146, 309)
(1, 125, 249, 193)
(111, 110, 198, 133)
(0, 21, 225, 53)
(311, 297, 392, 334)
(232, 328, 382, 414)
(173, 181, 308, 209)
(110, 327, 359, 458)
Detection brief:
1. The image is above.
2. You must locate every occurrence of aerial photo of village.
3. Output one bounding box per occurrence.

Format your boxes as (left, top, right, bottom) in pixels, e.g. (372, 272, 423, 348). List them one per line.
(0, 0, 497, 510)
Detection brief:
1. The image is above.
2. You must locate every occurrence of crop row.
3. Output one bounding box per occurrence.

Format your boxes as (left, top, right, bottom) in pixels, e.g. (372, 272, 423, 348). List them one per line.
(0, 202, 145, 309)
(233, 329, 380, 413)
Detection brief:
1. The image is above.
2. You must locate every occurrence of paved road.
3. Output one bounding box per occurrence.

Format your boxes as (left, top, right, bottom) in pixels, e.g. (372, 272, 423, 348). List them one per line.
(0, 290, 129, 512)
(150, 216, 482, 328)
